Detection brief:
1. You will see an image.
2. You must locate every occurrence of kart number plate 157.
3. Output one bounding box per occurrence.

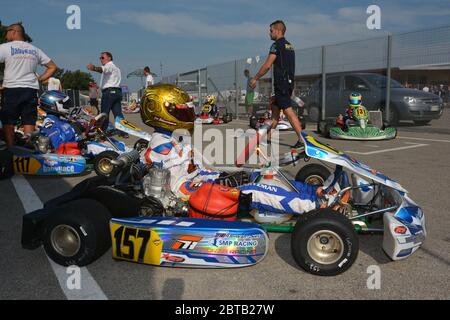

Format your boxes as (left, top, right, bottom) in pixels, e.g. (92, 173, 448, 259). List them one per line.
(110, 223, 163, 265)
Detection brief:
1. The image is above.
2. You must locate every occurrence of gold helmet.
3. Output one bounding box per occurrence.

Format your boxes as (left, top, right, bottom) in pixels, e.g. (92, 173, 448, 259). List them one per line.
(140, 83, 195, 132)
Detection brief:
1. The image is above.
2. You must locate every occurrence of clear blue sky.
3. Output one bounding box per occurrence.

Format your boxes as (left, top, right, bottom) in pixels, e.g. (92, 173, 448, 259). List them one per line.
(2, 0, 450, 91)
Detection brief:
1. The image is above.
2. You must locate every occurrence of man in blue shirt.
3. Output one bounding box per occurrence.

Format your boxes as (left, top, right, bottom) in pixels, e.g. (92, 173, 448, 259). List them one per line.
(250, 20, 303, 148)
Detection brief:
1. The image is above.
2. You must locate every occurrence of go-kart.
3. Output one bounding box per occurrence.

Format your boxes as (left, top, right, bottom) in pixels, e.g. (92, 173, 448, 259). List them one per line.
(249, 110, 297, 131)
(195, 103, 233, 125)
(122, 101, 141, 114)
(329, 105, 397, 140)
(249, 96, 306, 131)
(21, 124, 425, 276)
(8, 111, 107, 176)
(12, 112, 137, 177)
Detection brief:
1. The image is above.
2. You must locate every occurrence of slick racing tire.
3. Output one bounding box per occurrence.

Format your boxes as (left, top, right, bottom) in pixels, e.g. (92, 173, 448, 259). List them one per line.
(94, 150, 119, 177)
(295, 163, 331, 186)
(224, 114, 233, 123)
(42, 199, 112, 266)
(291, 208, 359, 276)
(133, 139, 149, 152)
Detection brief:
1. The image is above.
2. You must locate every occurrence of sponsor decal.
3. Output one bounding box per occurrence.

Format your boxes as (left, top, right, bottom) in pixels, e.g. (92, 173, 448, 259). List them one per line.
(172, 235, 202, 250)
(213, 238, 258, 247)
(43, 165, 75, 173)
(44, 159, 58, 166)
(394, 226, 407, 234)
(254, 183, 278, 193)
(211, 232, 261, 247)
(10, 47, 38, 57)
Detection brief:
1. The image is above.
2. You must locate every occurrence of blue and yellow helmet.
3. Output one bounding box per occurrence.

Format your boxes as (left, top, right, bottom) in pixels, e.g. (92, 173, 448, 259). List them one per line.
(349, 92, 362, 106)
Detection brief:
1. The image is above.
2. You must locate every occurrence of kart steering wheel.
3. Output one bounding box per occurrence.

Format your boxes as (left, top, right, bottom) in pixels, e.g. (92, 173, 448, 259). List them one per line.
(235, 120, 272, 167)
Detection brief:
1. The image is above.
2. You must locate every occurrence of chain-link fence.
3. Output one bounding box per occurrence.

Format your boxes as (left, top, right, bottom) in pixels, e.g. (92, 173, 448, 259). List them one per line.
(162, 25, 450, 125)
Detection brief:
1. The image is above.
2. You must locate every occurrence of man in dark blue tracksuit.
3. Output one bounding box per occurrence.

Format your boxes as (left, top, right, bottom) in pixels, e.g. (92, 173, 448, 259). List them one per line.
(250, 20, 303, 148)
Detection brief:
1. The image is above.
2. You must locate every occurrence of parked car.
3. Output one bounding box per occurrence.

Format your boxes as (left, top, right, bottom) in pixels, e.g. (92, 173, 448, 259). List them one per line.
(304, 73, 443, 126)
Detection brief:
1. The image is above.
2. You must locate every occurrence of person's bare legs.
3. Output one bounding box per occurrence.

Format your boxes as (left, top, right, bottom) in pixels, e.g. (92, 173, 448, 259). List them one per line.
(267, 107, 280, 142)
(283, 106, 302, 136)
(4, 124, 15, 147)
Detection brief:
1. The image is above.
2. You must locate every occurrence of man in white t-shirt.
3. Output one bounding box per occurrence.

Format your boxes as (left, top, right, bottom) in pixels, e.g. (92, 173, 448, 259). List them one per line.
(87, 51, 124, 129)
(46, 77, 62, 91)
(144, 66, 154, 87)
(0, 23, 57, 147)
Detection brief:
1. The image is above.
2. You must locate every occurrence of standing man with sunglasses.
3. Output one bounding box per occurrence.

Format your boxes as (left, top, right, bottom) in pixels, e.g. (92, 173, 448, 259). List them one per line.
(0, 23, 57, 147)
(87, 52, 124, 130)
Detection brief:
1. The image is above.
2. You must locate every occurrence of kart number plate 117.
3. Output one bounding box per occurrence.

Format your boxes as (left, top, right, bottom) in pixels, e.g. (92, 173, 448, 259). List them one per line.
(110, 223, 163, 265)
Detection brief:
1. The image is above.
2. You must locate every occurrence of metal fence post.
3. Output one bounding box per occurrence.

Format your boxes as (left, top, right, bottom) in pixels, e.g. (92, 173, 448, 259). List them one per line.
(321, 45, 326, 121)
(198, 69, 202, 109)
(234, 60, 239, 119)
(385, 34, 392, 123)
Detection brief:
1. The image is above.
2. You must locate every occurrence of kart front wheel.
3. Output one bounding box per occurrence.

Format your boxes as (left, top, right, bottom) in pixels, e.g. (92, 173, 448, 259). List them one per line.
(42, 199, 112, 266)
(94, 151, 119, 177)
(295, 163, 331, 186)
(133, 139, 149, 152)
(291, 208, 359, 276)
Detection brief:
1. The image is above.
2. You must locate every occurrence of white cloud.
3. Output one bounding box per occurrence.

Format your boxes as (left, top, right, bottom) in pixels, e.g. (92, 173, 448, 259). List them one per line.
(99, 5, 450, 52)
(107, 11, 266, 39)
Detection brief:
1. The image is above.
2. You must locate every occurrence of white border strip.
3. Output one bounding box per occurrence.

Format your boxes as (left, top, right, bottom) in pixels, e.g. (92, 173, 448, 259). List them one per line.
(11, 175, 108, 300)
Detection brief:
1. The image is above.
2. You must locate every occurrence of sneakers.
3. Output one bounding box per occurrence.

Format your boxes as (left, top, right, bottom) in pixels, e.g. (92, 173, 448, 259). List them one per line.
(315, 184, 351, 213)
(291, 140, 304, 149)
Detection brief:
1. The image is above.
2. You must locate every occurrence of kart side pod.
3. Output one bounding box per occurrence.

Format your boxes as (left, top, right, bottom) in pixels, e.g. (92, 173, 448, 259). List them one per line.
(110, 216, 268, 268)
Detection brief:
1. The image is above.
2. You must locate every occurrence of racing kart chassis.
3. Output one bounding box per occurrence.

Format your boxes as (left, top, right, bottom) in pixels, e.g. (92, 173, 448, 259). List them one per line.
(21, 131, 425, 276)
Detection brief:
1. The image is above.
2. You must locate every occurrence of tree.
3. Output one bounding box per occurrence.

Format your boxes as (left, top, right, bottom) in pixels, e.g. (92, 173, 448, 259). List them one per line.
(60, 69, 94, 90)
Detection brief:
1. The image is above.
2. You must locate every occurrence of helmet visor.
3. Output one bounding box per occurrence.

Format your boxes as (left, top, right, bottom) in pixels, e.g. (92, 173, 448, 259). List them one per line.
(166, 102, 196, 122)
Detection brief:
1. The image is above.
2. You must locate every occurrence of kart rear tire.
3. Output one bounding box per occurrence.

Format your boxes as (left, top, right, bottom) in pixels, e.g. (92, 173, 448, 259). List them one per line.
(42, 199, 112, 266)
(94, 151, 119, 177)
(133, 139, 149, 152)
(291, 208, 359, 276)
(295, 164, 331, 186)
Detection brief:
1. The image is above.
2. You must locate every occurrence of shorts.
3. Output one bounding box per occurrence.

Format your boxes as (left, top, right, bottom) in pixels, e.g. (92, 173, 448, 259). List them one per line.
(245, 91, 254, 106)
(1, 88, 38, 125)
(273, 87, 293, 110)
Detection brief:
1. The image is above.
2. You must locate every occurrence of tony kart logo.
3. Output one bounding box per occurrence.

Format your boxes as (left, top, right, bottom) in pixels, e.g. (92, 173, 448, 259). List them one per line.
(172, 235, 202, 250)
